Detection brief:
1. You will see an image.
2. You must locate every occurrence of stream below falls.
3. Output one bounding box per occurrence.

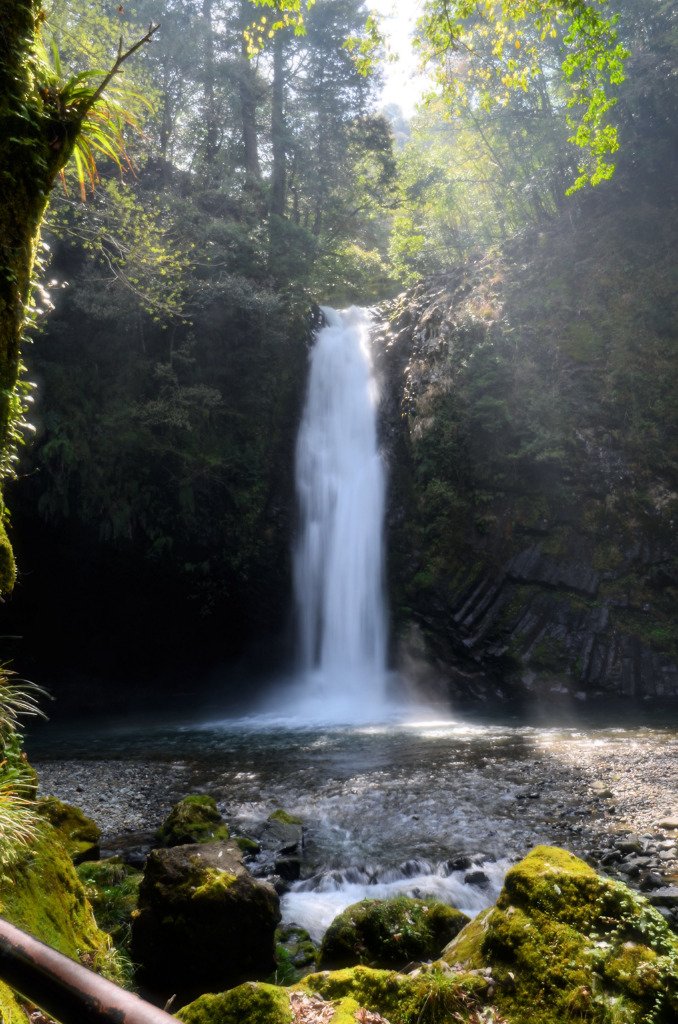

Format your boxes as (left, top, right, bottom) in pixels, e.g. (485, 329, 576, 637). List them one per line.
(28, 709, 678, 942)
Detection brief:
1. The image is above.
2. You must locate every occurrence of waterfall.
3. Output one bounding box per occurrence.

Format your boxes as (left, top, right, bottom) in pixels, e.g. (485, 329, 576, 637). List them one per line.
(293, 306, 388, 720)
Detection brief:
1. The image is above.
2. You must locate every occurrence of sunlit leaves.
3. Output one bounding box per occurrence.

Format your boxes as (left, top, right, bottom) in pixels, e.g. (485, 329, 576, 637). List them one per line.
(416, 0, 630, 190)
(47, 179, 188, 322)
(244, 0, 316, 55)
(343, 13, 384, 76)
(32, 23, 156, 199)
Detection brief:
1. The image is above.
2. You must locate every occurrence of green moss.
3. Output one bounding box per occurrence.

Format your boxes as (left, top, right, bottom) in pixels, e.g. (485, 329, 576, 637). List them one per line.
(272, 924, 318, 982)
(0, 979, 29, 1022)
(443, 846, 678, 1024)
(37, 796, 100, 864)
(192, 868, 238, 901)
(267, 809, 302, 826)
(0, 821, 126, 984)
(178, 981, 293, 1024)
(0, 519, 16, 594)
(156, 794, 230, 847)
(297, 964, 489, 1024)
(76, 857, 142, 946)
(319, 896, 469, 970)
(235, 836, 260, 854)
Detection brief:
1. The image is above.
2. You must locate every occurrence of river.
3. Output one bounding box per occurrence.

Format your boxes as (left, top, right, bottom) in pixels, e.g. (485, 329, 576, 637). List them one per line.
(28, 705, 678, 941)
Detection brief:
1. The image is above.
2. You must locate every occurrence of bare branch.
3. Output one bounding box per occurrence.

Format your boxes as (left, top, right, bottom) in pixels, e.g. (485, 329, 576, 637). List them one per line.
(80, 22, 161, 117)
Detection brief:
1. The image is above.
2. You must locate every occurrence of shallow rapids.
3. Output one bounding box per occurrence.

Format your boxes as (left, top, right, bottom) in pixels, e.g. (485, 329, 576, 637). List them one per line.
(29, 711, 678, 942)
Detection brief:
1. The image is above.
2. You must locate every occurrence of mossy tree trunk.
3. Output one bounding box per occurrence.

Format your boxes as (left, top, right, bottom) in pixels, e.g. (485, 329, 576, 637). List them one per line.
(0, 0, 82, 591)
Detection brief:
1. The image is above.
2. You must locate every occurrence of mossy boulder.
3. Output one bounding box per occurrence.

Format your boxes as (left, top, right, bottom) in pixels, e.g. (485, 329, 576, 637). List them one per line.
(132, 840, 281, 1005)
(156, 794, 230, 847)
(178, 981, 293, 1024)
(442, 845, 678, 1023)
(37, 795, 100, 863)
(0, 820, 122, 984)
(319, 895, 470, 970)
(296, 963, 492, 1024)
(177, 968, 490, 1024)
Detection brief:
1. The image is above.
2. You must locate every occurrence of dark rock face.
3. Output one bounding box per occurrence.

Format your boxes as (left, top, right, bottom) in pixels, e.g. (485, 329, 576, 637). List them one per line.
(374, 228, 678, 702)
(131, 840, 281, 1005)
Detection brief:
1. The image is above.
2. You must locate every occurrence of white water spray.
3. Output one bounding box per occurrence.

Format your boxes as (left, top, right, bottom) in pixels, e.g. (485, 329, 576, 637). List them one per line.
(293, 306, 388, 720)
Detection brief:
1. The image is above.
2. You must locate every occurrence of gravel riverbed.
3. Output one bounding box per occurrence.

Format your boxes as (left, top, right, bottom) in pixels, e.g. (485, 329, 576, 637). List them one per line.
(31, 725, 678, 865)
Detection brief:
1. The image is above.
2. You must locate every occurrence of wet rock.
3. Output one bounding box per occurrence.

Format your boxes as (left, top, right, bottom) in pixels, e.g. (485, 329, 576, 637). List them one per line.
(615, 836, 643, 854)
(444, 854, 472, 872)
(464, 870, 490, 886)
(155, 794, 230, 847)
(247, 818, 303, 856)
(640, 871, 665, 891)
(131, 840, 280, 1005)
(274, 856, 301, 881)
(318, 895, 469, 970)
(657, 816, 678, 830)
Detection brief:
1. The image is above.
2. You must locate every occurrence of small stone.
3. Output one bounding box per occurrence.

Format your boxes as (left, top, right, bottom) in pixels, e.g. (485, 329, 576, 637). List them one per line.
(647, 886, 678, 908)
(615, 837, 643, 854)
(464, 870, 489, 886)
(657, 818, 678, 830)
(640, 872, 664, 891)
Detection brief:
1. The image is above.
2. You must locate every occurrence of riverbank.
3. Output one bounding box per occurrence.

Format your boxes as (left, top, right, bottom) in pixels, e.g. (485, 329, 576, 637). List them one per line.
(31, 721, 678, 924)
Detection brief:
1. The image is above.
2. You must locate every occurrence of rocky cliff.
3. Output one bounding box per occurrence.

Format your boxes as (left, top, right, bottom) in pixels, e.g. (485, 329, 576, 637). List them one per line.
(374, 186, 678, 704)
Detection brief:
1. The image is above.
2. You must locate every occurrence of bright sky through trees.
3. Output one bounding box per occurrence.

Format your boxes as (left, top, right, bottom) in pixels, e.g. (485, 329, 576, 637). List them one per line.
(370, 0, 430, 115)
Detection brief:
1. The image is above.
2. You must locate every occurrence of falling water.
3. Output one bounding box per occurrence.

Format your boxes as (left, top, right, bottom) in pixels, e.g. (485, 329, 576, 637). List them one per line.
(293, 306, 388, 720)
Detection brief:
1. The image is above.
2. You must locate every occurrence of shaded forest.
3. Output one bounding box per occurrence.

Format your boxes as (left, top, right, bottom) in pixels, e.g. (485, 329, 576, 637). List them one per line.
(2, 0, 677, 713)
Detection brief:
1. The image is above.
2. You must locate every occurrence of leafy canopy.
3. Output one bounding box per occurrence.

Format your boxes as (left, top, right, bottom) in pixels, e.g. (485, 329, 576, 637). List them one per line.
(417, 1, 629, 191)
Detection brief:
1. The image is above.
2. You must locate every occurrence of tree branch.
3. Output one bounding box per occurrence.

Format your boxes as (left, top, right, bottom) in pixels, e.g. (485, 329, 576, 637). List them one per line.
(80, 22, 161, 117)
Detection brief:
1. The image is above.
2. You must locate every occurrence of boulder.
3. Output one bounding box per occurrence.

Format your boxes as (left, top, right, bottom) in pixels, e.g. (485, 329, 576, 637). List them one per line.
(245, 810, 304, 875)
(318, 895, 470, 970)
(37, 796, 100, 863)
(179, 981, 292, 1024)
(0, 817, 124, 998)
(131, 840, 280, 1005)
(155, 794, 230, 847)
(442, 845, 678, 1023)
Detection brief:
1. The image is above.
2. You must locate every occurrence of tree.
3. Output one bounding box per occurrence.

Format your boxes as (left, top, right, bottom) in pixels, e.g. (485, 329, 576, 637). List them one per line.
(416, 1, 629, 191)
(0, 0, 157, 591)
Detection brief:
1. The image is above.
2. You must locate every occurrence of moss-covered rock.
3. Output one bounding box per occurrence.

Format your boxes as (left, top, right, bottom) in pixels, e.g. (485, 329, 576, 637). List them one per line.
(132, 840, 281, 1006)
(0, 819, 123, 985)
(178, 981, 293, 1024)
(177, 968, 490, 1024)
(268, 808, 303, 826)
(37, 795, 101, 863)
(319, 895, 470, 970)
(156, 794, 230, 847)
(272, 924, 318, 983)
(442, 845, 678, 1023)
(235, 835, 261, 855)
(296, 963, 492, 1024)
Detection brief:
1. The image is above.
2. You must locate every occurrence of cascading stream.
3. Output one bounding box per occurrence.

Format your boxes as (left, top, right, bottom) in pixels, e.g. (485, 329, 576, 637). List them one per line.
(293, 306, 388, 720)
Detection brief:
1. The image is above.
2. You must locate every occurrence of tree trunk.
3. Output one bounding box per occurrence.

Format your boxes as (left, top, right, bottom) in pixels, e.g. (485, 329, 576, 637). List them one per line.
(202, 0, 218, 165)
(238, 0, 261, 180)
(0, 0, 86, 590)
(270, 29, 287, 218)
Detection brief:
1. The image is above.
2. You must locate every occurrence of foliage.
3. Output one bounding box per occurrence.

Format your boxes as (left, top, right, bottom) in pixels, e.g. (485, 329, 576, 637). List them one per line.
(416, 0, 629, 191)
(0, 669, 47, 870)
